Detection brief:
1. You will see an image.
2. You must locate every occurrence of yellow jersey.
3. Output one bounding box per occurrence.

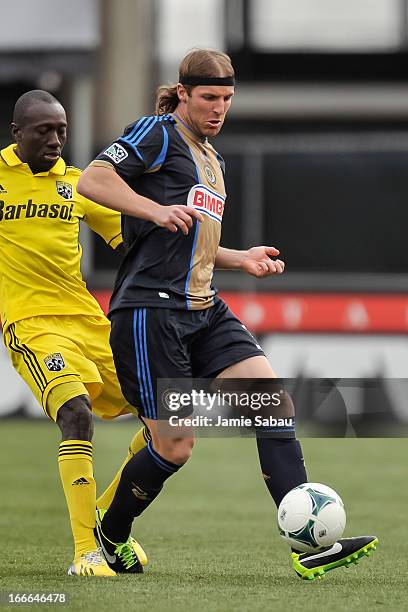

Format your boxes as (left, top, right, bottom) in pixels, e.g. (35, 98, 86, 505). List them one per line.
(0, 144, 122, 330)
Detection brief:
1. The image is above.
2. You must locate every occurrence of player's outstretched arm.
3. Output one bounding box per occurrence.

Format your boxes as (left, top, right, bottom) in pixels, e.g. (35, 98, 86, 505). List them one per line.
(77, 165, 203, 235)
(215, 245, 285, 278)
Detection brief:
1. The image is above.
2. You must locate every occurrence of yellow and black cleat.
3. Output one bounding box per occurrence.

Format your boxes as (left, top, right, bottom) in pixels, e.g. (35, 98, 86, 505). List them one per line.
(67, 549, 116, 577)
(94, 508, 146, 574)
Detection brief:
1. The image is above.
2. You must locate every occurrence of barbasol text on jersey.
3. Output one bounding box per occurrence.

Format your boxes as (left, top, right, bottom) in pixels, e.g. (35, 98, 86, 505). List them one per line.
(0, 200, 74, 221)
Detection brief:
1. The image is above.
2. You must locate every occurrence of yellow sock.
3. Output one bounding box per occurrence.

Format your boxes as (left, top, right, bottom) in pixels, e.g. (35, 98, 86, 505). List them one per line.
(58, 440, 97, 559)
(96, 426, 150, 510)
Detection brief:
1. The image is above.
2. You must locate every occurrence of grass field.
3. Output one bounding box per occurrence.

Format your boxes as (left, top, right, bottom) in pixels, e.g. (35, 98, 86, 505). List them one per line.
(0, 419, 407, 612)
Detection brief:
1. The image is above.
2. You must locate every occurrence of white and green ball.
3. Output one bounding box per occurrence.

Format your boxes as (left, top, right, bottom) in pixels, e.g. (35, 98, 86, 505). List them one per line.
(277, 482, 346, 553)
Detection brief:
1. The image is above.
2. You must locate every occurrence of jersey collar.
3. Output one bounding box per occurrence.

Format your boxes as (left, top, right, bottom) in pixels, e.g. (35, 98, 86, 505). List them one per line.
(1, 144, 66, 175)
(172, 113, 208, 144)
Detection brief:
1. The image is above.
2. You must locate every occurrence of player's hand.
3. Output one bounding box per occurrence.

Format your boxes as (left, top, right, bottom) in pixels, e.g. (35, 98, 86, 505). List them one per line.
(241, 246, 285, 278)
(153, 204, 204, 235)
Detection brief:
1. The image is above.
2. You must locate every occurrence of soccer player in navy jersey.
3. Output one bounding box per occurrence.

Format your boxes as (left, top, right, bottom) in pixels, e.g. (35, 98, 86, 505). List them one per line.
(78, 49, 377, 579)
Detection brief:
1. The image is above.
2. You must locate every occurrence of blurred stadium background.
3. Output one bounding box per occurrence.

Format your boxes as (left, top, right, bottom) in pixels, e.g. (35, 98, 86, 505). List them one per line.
(1, 0, 408, 427)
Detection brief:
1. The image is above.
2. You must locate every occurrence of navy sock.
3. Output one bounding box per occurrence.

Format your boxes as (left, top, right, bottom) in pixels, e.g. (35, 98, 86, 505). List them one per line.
(102, 441, 180, 544)
(256, 437, 307, 507)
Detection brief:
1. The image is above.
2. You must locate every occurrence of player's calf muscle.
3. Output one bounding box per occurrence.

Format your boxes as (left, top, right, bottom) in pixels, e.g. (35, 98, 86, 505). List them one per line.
(56, 395, 93, 441)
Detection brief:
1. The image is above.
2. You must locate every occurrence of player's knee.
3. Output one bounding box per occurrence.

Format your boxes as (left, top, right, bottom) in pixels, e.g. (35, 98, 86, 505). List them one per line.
(155, 437, 194, 466)
(56, 394, 93, 441)
(174, 437, 195, 464)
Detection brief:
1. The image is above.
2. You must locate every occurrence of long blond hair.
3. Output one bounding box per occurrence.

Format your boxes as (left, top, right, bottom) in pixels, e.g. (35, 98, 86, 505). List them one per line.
(155, 49, 234, 115)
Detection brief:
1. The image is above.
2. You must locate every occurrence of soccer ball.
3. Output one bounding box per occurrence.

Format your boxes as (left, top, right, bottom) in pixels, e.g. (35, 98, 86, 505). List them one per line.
(277, 482, 346, 553)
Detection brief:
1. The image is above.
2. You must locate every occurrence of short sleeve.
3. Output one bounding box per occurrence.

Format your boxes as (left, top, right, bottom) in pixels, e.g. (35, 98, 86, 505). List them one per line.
(94, 115, 170, 183)
(81, 197, 122, 248)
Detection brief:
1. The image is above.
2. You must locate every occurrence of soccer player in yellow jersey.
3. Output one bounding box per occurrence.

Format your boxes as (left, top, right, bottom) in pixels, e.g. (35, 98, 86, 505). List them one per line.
(0, 90, 148, 576)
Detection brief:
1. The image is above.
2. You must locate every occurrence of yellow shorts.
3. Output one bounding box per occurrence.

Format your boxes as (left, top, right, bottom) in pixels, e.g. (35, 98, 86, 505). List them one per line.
(3, 314, 138, 421)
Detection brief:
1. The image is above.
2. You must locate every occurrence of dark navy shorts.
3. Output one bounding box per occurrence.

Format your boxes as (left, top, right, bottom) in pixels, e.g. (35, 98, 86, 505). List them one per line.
(109, 299, 265, 419)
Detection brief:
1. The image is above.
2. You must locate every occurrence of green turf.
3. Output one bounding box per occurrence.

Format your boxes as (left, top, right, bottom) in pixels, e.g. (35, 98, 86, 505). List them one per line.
(0, 420, 407, 611)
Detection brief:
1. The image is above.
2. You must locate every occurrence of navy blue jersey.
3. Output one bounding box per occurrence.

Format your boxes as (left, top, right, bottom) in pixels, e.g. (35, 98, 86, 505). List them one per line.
(93, 113, 227, 312)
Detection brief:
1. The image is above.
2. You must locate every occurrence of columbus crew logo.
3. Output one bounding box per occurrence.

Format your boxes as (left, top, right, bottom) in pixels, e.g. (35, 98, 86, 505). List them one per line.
(44, 352, 66, 372)
(56, 181, 73, 200)
(204, 164, 217, 185)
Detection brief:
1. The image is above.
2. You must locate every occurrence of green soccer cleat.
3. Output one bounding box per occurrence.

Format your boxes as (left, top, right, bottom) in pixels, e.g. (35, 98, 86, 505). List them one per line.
(292, 536, 378, 581)
(94, 509, 146, 574)
(67, 549, 116, 577)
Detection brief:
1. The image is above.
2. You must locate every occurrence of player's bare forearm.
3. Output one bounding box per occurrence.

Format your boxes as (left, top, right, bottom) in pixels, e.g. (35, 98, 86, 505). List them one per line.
(77, 165, 203, 235)
(215, 246, 248, 270)
(77, 165, 162, 221)
(215, 245, 285, 278)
